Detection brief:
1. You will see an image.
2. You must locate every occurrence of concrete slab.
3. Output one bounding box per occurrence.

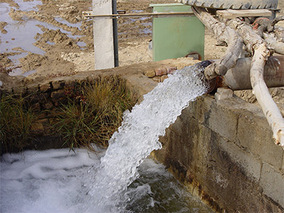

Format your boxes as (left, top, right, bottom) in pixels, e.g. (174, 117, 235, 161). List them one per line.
(260, 163, 284, 207)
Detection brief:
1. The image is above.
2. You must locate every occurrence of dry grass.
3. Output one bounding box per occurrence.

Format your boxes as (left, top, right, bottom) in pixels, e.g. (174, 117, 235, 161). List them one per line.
(53, 76, 138, 150)
(0, 76, 137, 154)
(0, 94, 37, 154)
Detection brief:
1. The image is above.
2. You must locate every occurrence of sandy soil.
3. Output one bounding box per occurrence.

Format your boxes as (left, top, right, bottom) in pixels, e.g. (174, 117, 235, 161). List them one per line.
(0, 0, 283, 97)
(0, 0, 176, 79)
(0, 0, 226, 79)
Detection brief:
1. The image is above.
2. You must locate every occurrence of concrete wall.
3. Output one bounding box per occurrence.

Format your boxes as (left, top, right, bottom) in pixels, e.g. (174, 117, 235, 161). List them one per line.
(3, 58, 284, 211)
(153, 94, 284, 212)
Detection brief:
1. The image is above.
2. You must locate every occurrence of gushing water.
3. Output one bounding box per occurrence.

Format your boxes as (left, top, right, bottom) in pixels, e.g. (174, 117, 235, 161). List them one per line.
(87, 63, 208, 212)
(0, 63, 210, 213)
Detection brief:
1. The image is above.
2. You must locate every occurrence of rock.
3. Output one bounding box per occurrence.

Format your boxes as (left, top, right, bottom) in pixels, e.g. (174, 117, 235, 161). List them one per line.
(152, 76, 161, 82)
(40, 83, 51, 92)
(166, 66, 177, 74)
(215, 87, 234, 101)
(155, 67, 167, 76)
(30, 121, 44, 133)
(161, 75, 168, 82)
(51, 90, 66, 100)
(144, 70, 155, 78)
(52, 80, 65, 90)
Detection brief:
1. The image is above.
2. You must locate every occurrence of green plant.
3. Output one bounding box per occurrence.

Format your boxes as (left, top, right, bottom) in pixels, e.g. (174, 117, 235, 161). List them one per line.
(54, 76, 137, 150)
(0, 94, 36, 153)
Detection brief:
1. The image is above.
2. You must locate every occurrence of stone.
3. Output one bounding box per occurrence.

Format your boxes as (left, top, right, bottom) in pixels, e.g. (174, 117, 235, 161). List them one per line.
(52, 80, 65, 90)
(215, 87, 233, 101)
(160, 75, 168, 82)
(144, 70, 155, 78)
(237, 112, 283, 170)
(166, 66, 177, 74)
(155, 67, 167, 76)
(51, 90, 66, 100)
(152, 76, 161, 82)
(219, 138, 262, 181)
(30, 121, 44, 133)
(207, 100, 238, 141)
(260, 163, 284, 207)
(40, 83, 51, 92)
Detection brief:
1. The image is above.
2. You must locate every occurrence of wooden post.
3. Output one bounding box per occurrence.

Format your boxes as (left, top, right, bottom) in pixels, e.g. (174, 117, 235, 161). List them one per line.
(93, 0, 114, 70)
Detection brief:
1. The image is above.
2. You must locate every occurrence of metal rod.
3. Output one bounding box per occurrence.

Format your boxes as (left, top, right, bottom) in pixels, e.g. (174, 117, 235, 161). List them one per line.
(112, 0, 119, 67)
(82, 11, 194, 19)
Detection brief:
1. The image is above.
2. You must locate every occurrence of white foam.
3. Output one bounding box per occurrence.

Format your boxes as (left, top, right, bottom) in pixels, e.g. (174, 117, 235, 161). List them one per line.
(0, 149, 101, 213)
(0, 63, 209, 213)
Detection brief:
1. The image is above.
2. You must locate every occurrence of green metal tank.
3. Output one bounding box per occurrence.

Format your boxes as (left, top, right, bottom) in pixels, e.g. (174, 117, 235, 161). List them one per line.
(150, 3, 205, 61)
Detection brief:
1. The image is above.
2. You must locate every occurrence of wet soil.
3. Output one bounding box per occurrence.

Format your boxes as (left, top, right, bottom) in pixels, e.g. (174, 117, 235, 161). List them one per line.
(0, 0, 176, 79)
(0, 0, 283, 95)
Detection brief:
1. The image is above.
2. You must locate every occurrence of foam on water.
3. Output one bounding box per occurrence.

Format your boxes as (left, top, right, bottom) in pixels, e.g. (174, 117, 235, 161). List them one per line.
(86, 63, 208, 211)
(0, 63, 209, 213)
(0, 149, 101, 213)
(0, 150, 212, 213)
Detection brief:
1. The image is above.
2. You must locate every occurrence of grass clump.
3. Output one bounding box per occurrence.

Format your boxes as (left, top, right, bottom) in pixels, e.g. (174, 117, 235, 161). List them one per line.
(0, 94, 37, 153)
(0, 75, 137, 153)
(54, 76, 137, 150)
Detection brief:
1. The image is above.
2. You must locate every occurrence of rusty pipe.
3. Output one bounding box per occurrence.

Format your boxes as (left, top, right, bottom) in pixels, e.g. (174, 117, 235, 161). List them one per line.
(210, 56, 284, 91)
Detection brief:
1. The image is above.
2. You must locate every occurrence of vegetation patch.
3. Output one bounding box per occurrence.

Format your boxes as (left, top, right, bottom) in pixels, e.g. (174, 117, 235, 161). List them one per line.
(0, 94, 37, 153)
(0, 75, 138, 154)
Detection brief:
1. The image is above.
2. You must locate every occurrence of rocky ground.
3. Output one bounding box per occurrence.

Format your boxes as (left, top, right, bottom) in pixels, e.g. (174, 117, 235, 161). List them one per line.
(0, 0, 174, 79)
(0, 0, 284, 110)
(0, 0, 229, 79)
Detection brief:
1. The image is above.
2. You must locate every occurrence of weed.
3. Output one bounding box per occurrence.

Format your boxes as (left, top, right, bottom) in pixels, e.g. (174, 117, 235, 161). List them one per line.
(0, 76, 137, 153)
(53, 76, 137, 150)
(0, 94, 37, 154)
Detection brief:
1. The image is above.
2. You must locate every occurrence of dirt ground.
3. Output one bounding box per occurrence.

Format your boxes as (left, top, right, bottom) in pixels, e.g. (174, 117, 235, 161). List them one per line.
(0, 0, 232, 79)
(0, 0, 284, 109)
(0, 0, 176, 79)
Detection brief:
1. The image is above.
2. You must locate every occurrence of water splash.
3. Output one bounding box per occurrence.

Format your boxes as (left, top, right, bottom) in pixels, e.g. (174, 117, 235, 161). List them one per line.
(87, 63, 208, 212)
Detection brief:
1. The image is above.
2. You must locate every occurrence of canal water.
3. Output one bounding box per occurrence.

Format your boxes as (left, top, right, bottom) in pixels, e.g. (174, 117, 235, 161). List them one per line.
(1, 63, 212, 212)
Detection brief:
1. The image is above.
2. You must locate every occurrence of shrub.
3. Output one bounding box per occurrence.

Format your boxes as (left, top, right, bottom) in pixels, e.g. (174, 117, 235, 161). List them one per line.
(0, 94, 37, 154)
(0, 75, 137, 153)
(53, 76, 137, 150)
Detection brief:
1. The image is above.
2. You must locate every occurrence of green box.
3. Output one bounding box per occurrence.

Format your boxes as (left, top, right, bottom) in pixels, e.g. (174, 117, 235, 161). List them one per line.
(150, 3, 205, 61)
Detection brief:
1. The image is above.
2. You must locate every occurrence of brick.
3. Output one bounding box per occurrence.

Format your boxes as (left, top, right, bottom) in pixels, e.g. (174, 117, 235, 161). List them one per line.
(219, 139, 262, 181)
(160, 75, 168, 82)
(184, 96, 213, 124)
(206, 101, 238, 142)
(152, 76, 161, 82)
(30, 121, 44, 133)
(166, 66, 177, 74)
(52, 80, 65, 90)
(154, 67, 167, 76)
(40, 83, 51, 92)
(237, 112, 283, 169)
(260, 163, 284, 207)
(144, 70, 155, 78)
(51, 90, 66, 100)
(215, 88, 233, 101)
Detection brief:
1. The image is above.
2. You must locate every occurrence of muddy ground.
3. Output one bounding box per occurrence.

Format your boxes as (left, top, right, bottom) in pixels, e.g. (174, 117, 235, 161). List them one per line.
(0, 0, 231, 79)
(0, 0, 284, 109)
(0, 0, 177, 79)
